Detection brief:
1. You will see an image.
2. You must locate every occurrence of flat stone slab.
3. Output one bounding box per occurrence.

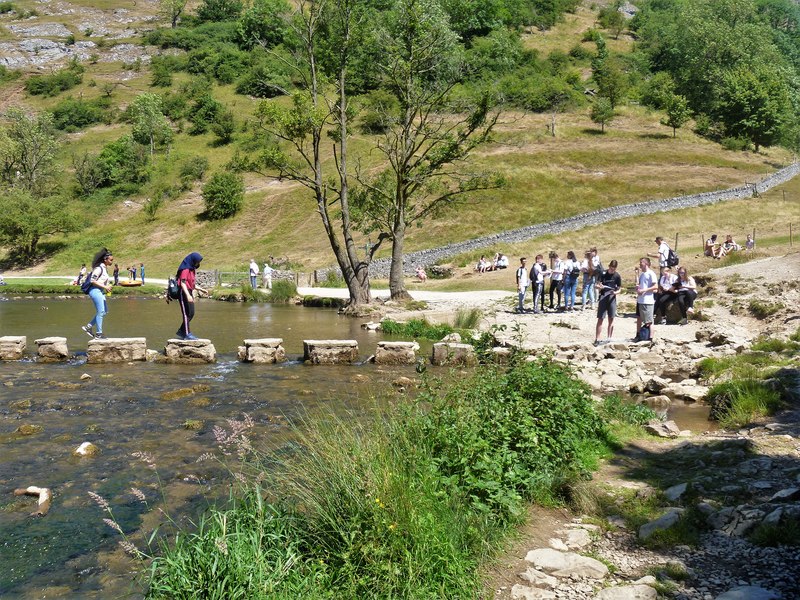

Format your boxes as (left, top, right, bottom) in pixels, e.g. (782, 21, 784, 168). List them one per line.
(594, 584, 657, 599)
(239, 338, 286, 364)
(34, 337, 69, 362)
(715, 586, 780, 600)
(524, 548, 609, 579)
(374, 341, 418, 365)
(303, 340, 359, 364)
(164, 339, 216, 364)
(0, 336, 26, 360)
(431, 342, 477, 366)
(87, 337, 147, 363)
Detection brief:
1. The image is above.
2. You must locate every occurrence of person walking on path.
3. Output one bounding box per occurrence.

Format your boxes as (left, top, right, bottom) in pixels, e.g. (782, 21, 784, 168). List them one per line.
(140, 263, 145, 285)
(594, 259, 621, 345)
(81, 249, 114, 339)
(562, 250, 581, 311)
(175, 252, 208, 341)
(249, 259, 259, 289)
(548, 252, 563, 310)
(113, 263, 119, 286)
(635, 257, 658, 341)
(516, 257, 531, 313)
(262, 261, 274, 290)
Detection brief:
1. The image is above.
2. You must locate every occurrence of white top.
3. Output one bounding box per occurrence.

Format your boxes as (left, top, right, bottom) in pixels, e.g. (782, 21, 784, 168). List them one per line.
(516, 266, 530, 290)
(551, 259, 563, 281)
(532, 262, 548, 283)
(249, 261, 259, 276)
(657, 242, 670, 266)
(263, 264, 274, 276)
(659, 273, 677, 290)
(638, 269, 658, 304)
(591, 255, 601, 270)
(498, 255, 509, 268)
(580, 258, 590, 273)
(90, 264, 110, 288)
(563, 258, 580, 278)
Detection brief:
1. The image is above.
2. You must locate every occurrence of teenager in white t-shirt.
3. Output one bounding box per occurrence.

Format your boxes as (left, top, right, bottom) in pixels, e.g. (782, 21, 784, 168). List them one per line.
(635, 257, 658, 339)
(516, 257, 530, 313)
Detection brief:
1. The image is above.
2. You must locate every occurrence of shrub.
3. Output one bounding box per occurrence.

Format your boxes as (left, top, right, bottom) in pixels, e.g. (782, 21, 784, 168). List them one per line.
(0, 2, 14, 13)
(268, 279, 297, 302)
(235, 55, 293, 98)
(50, 97, 106, 131)
(25, 64, 83, 96)
(357, 89, 399, 134)
(748, 299, 783, 320)
(380, 318, 454, 341)
(202, 171, 244, 219)
(96, 135, 151, 187)
(569, 43, 593, 60)
(721, 136, 751, 152)
(318, 270, 345, 288)
(453, 308, 481, 329)
(188, 92, 222, 134)
(749, 516, 800, 547)
(179, 156, 209, 183)
(0, 65, 22, 83)
(237, 0, 290, 49)
(707, 378, 783, 428)
(599, 395, 658, 426)
(582, 28, 602, 43)
(211, 109, 235, 144)
(196, 0, 243, 22)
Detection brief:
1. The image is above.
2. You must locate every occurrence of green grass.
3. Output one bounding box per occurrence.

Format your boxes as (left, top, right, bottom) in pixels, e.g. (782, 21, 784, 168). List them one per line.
(145, 360, 614, 598)
(707, 378, 783, 429)
(748, 299, 784, 320)
(380, 318, 455, 341)
(453, 308, 482, 329)
(749, 516, 800, 547)
(0, 282, 164, 295)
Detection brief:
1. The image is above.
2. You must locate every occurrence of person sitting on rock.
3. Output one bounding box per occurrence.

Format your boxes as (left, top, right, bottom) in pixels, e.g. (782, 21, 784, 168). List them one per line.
(476, 255, 489, 273)
(655, 266, 678, 324)
(415, 266, 427, 282)
(722, 234, 741, 253)
(704, 234, 725, 259)
(745, 234, 755, 252)
(673, 266, 697, 325)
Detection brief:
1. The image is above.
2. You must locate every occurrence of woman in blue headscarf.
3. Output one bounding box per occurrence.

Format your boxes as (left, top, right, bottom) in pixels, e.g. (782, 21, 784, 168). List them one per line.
(175, 252, 208, 340)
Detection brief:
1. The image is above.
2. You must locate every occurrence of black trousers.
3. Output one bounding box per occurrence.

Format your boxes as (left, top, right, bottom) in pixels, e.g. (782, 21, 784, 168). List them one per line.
(178, 294, 195, 336)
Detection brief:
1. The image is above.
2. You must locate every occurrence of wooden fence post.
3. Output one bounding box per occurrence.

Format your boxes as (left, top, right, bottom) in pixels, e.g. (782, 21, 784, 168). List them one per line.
(674, 233, 679, 252)
(791, 223, 794, 248)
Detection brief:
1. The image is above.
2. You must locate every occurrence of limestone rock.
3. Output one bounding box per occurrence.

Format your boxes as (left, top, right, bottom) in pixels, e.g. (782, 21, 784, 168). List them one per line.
(511, 584, 556, 599)
(769, 487, 800, 502)
(714, 586, 780, 600)
(164, 338, 217, 364)
(241, 338, 286, 364)
(518, 567, 558, 589)
(80, 373, 92, 381)
(594, 584, 657, 599)
(35, 337, 69, 362)
(87, 337, 147, 363)
(664, 482, 688, 502)
(524, 548, 609, 579)
(548, 538, 569, 551)
(0, 336, 26, 360)
(374, 341, 418, 365)
(16, 424, 44, 436)
(303, 339, 358, 364)
(74, 442, 100, 457)
(560, 527, 592, 550)
(644, 420, 681, 438)
(638, 507, 684, 540)
(431, 342, 477, 366)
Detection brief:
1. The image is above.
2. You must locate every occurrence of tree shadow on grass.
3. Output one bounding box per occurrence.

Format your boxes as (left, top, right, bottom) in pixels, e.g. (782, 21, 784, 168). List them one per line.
(581, 128, 607, 136)
(639, 132, 671, 140)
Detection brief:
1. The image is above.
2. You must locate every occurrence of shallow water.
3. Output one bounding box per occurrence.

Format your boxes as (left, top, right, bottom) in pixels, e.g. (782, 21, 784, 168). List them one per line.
(0, 297, 414, 598)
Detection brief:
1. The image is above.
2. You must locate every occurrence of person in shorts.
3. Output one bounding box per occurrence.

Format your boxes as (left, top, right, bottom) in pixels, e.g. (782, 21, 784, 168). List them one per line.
(635, 257, 658, 340)
(594, 260, 621, 345)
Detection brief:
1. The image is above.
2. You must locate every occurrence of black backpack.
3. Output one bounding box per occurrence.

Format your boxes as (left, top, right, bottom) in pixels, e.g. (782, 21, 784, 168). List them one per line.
(167, 277, 180, 300)
(666, 248, 679, 267)
(80, 277, 93, 294)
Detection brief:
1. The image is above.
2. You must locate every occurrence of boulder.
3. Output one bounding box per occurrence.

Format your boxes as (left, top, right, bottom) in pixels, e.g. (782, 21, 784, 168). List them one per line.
(664, 482, 688, 502)
(519, 568, 558, 589)
(644, 420, 681, 438)
(164, 338, 217, 364)
(0, 336, 26, 360)
(715, 585, 780, 600)
(34, 337, 69, 362)
(594, 584, 657, 600)
(73, 442, 100, 457)
(303, 339, 359, 364)
(240, 338, 286, 364)
(511, 585, 556, 599)
(560, 527, 592, 550)
(431, 342, 477, 366)
(374, 341, 418, 365)
(87, 337, 147, 363)
(491, 346, 513, 364)
(638, 507, 684, 540)
(440, 332, 462, 343)
(769, 487, 800, 502)
(524, 548, 609, 579)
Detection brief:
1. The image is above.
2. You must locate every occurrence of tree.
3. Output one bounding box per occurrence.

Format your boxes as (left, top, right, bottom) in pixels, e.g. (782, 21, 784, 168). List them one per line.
(129, 93, 173, 155)
(249, 0, 373, 309)
(0, 188, 78, 260)
(203, 171, 244, 219)
(352, 0, 501, 300)
(196, 0, 243, 22)
(590, 97, 614, 132)
(0, 108, 59, 197)
(158, 0, 188, 27)
(661, 93, 691, 137)
(591, 37, 628, 108)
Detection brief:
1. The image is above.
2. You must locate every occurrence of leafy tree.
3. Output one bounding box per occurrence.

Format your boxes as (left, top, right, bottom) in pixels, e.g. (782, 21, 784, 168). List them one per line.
(196, 0, 243, 22)
(0, 108, 59, 197)
(211, 108, 235, 145)
(129, 93, 173, 155)
(661, 93, 691, 137)
(590, 96, 614, 132)
(598, 2, 625, 38)
(0, 188, 78, 260)
(237, 0, 290, 49)
(188, 92, 222, 134)
(95, 135, 151, 187)
(592, 37, 627, 107)
(352, 0, 501, 300)
(159, 0, 188, 27)
(203, 171, 244, 219)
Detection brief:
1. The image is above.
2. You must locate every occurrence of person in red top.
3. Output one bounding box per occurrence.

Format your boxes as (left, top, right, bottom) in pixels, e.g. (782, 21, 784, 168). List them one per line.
(175, 252, 208, 340)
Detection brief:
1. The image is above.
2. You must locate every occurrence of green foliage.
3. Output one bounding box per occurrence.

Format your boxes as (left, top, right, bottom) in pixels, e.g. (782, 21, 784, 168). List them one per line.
(661, 94, 691, 137)
(129, 93, 173, 153)
(464, 28, 525, 75)
(749, 515, 800, 547)
(0, 108, 60, 197)
(707, 378, 783, 428)
(50, 96, 109, 131)
(0, 65, 21, 84)
(0, 2, 14, 13)
(237, 0, 289, 49)
(267, 279, 297, 302)
(0, 189, 78, 260)
(750, 336, 800, 354)
(179, 155, 209, 186)
(202, 171, 244, 219)
(188, 92, 222, 135)
(599, 395, 658, 427)
(211, 109, 235, 145)
(590, 96, 615, 131)
(720, 136, 751, 151)
(598, 3, 625, 38)
(235, 50, 294, 98)
(453, 307, 481, 329)
(24, 62, 84, 96)
(149, 57, 174, 87)
(96, 135, 151, 188)
(357, 89, 400, 134)
(697, 353, 778, 379)
(639, 72, 676, 110)
(318, 270, 345, 288)
(380, 318, 454, 340)
(748, 298, 783, 319)
(196, 0, 243, 23)
(144, 21, 240, 50)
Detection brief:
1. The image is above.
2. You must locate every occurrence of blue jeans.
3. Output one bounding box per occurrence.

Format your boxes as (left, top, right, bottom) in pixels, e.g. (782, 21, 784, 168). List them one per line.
(88, 287, 107, 333)
(517, 287, 528, 312)
(250, 275, 257, 288)
(564, 276, 579, 309)
(582, 273, 596, 307)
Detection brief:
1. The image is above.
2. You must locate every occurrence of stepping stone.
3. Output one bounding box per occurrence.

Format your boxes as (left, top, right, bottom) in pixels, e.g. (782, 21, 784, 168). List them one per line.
(34, 337, 69, 362)
(164, 338, 216, 364)
(239, 338, 285, 364)
(303, 340, 359, 364)
(431, 342, 476, 366)
(87, 337, 147, 363)
(524, 548, 609, 579)
(374, 341, 418, 365)
(0, 336, 26, 360)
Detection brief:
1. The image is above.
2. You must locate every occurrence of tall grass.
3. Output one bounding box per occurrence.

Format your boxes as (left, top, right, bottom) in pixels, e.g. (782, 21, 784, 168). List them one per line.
(146, 360, 613, 598)
(380, 318, 454, 340)
(454, 308, 482, 329)
(267, 279, 297, 303)
(707, 377, 783, 429)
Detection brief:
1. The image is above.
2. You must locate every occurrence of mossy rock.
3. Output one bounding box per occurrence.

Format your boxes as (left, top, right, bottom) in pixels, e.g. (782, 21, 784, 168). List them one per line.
(84, 424, 103, 434)
(192, 383, 211, 393)
(187, 396, 211, 408)
(16, 424, 44, 436)
(10, 399, 31, 410)
(160, 387, 195, 401)
(183, 419, 204, 431)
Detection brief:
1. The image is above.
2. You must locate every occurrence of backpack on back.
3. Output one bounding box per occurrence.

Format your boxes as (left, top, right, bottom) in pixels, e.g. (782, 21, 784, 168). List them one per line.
(80, 277, 93, 294)
(666, 248, 679, 267)
(167, 277, 180, 301)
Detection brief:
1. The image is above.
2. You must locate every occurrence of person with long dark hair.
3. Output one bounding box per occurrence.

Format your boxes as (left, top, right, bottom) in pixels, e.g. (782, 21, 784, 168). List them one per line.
(81, 248, 114, 339)
(175, 252, 208, 340)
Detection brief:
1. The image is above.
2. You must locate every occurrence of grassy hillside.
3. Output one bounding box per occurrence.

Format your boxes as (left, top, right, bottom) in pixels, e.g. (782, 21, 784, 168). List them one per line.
(0, 0, 795, 277)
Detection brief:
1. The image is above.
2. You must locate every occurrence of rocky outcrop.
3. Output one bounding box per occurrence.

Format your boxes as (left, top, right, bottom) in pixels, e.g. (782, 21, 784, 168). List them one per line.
(374, 341, 419, 365)
(34, 337, 69, 362)
(164, 339, 216, 364)
(86, 337, 147, 363)
(238, 338, 286, 364)
(431, 342, 477, 366)
(0, 336, 26, 360)
(303, 340, 359, 364)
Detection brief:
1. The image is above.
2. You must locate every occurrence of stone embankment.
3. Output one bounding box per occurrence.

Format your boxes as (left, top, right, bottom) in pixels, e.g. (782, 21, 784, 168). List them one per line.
(354, 162, 799, 278)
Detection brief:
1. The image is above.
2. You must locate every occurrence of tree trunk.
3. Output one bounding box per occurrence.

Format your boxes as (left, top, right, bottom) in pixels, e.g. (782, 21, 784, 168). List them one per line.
(389, 221, 411, 301)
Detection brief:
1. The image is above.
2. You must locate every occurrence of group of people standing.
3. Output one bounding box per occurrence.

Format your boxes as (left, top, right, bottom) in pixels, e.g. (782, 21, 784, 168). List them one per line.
(81, 249, 207, 340)
(249, 258, 274, 290)
(76, 262, 145, 287)
(512, 235, 699, 345)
